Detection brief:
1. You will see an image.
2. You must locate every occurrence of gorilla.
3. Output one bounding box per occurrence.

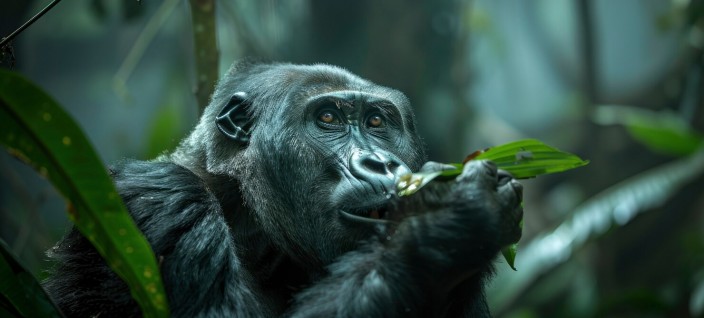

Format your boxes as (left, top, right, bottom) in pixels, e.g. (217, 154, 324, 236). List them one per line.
(43, 61, 523, 317)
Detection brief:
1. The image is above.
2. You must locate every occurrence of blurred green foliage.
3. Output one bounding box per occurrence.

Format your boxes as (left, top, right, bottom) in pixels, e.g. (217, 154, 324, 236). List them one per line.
(595, 105, 703, 157)
(1, 0, 703, 317)
(0, 70, 169, 317)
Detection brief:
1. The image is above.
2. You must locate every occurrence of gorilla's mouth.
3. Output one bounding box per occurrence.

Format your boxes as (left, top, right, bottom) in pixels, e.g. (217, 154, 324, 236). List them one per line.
(338, 205, 392, 225)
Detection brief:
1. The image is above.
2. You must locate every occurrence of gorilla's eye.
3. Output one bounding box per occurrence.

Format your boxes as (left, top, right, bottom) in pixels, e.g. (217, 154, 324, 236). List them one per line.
(367, 115, 384, 128)
(319, 111, 337, 124)
(316, 109, 345, 128)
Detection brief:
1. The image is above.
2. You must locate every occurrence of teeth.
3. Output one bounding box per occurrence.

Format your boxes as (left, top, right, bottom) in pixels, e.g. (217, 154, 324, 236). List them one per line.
(370, 209, 380, 219)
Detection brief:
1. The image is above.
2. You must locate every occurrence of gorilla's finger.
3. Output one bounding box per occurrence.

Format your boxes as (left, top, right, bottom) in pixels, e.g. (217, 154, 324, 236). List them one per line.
(503, 205, 524, 245)
(456, 160, 498, 191)
(497, 179, 522, 210)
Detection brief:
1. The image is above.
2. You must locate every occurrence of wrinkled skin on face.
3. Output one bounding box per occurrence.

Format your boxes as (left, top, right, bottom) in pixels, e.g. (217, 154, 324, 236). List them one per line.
(44, 62, 522, 318)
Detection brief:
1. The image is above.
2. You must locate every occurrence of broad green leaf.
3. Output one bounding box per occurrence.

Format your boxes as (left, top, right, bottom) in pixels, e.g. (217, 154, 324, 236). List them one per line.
(594, 105, 704, 156)
(396, 139, 589, 195)
(0, 239, 64, 318)
(0, 70, 169, 317)
(472, 139, 590, 179)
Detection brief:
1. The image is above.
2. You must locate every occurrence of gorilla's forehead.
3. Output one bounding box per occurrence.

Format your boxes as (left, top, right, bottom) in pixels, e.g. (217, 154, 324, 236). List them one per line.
(275, 64, 411, 116)
(306, 90, 396, 107)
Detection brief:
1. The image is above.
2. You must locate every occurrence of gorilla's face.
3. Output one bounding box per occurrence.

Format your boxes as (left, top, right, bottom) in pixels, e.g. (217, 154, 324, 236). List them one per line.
(209, 63, 425, 267)
(302, 91, 417, 218)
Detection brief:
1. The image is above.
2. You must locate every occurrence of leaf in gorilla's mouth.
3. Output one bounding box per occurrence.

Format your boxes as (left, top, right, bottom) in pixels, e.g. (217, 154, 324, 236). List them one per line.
(339, 206, 392, 225)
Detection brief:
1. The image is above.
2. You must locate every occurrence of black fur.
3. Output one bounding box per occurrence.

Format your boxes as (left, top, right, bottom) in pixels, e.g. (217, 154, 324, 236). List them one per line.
(43, 62, 522, 317)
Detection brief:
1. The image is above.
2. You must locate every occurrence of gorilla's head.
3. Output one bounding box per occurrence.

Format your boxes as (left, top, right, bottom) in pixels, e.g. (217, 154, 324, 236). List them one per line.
(171, 61, 425, 267)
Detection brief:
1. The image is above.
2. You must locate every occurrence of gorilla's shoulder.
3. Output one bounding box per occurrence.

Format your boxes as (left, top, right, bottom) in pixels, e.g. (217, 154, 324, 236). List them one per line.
(110, 160, 210, 195)
(109, 160, 220, 227)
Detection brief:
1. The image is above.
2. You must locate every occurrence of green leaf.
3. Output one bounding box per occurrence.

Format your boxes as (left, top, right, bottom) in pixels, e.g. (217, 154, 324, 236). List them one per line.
(594, 105, 704, 156)
(0, 70, 169, 317)
(0, 239, 64, 318)
(472, 139, 590, 179)
(396, 139, 589, 195)
(501, 218, 522, 271)
(501, 244, 518, 271)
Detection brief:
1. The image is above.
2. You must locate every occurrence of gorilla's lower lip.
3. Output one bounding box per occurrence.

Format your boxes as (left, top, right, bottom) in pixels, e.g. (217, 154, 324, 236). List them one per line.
(338, 210, 392, 225)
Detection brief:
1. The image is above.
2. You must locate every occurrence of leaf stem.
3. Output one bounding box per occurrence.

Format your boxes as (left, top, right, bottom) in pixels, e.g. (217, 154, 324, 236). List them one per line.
(0, 0, 63, 48)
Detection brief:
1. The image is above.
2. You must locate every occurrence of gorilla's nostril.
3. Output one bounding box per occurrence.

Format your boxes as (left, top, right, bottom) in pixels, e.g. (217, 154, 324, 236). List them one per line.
(361, 157, 389, 175)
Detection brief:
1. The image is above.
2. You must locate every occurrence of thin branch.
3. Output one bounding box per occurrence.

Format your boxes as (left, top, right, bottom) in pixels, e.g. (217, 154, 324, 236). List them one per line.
(188, 0, 219, 115)
(577, 0, 598, 103)
(0, 0, 63, 48)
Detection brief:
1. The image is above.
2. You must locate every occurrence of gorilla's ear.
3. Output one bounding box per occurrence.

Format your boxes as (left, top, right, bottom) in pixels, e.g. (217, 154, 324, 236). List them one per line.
(216, 92, 252, 145)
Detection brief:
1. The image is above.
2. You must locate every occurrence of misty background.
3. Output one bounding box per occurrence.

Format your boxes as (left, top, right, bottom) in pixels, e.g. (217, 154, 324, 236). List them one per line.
(1, 0, 703, 317)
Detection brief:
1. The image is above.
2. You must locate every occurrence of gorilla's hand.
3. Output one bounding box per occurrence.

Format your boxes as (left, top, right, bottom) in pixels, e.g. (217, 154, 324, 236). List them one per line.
(388, 160, 523, 288)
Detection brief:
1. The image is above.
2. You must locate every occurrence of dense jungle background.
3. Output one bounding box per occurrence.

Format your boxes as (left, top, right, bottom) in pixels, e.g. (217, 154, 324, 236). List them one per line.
(1, 0, 703, 317)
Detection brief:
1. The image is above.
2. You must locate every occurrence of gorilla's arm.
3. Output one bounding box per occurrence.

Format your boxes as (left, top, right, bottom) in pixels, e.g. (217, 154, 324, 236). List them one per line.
(43, 160, 269, 317)
(290, 245, 489, 318)
(289, 161, 521, 318)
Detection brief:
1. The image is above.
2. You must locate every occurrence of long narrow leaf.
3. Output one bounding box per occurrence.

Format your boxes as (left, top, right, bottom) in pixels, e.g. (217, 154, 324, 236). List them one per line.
(0, 70, 169, 317)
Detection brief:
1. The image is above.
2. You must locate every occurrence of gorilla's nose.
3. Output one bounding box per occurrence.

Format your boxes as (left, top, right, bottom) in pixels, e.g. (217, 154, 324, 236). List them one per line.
(350, 150, 411, 192)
